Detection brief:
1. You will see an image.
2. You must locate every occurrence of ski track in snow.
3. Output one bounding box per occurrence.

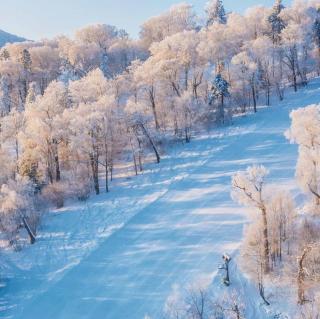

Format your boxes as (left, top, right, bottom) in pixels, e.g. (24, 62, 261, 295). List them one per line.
(2, 79, 320, 319)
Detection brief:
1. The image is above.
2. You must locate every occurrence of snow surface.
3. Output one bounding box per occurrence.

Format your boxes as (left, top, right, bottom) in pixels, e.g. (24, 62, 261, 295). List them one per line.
(2, 79, 320, 319)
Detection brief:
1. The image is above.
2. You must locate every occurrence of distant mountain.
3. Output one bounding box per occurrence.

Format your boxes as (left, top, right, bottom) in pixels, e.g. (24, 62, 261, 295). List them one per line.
(0, 29, 26, 47)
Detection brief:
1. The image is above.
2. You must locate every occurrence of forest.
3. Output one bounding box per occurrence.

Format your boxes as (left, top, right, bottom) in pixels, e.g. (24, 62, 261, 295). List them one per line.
(1, 1, 320, 318)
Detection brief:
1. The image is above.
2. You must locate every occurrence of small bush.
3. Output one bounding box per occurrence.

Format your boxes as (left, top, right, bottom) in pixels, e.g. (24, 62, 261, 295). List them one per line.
(42, 182, 68, 208)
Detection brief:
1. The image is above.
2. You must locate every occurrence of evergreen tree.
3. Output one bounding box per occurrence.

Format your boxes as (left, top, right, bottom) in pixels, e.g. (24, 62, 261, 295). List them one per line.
(20, 49, 32, 71)
(100, 52, 110, 78)
(0, 76, 12, 116)
(209, 73, 230, 123)
(209, 74, 230, 101)
(0, 48, 10, 61)
(26, 82, 40, 104)
(19, 49, 32, 102)
(268, 0, 286, 44)
(206, 0, 227, 26)
(313, 9, 320, 51)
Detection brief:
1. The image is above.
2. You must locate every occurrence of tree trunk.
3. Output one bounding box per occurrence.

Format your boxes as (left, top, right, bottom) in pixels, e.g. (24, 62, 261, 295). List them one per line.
(104, 141, 109, 192)
(15, 138, 19, 162)
(48, 166, 53, 184)
(137, 139, 143, 172)
(109, 160, 113, 181)
(184, 68, 189, 91)
(149, 88, 160, 130)
(105, 159, 109, 192)
(297, 247, 311, 304)
(219, 95, 224, 124)
(89, 153, 99, 195)
(276, 83, 284, 101)
(293, 70, 297, 92)
(140, 124, 160, 163)
(266, 82, 270, 106)
(259, 282, 270, 306)
(252, 82, 257, 113)
(132, 151, 138, 175)
(185, 127, 191, 143)
(291, 58, 298, 92)
(261, 207, 270, 273)
(22, 217, 36, 244)
(55, 154, 61, 182)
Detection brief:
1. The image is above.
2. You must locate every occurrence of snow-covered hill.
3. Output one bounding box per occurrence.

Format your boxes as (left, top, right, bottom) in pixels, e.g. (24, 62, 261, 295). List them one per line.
(2, 79, 320, 318)
(0, 29, 26, 47)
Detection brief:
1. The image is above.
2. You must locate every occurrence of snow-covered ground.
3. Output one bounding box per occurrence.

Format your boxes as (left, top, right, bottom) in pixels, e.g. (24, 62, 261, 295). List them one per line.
(2, 79, 320, 319)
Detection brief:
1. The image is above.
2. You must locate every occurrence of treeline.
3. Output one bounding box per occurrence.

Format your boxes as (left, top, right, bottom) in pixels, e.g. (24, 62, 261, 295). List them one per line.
(0, 0, 320, 246)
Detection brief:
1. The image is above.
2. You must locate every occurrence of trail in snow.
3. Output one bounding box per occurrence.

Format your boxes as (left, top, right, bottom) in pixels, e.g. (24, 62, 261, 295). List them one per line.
(2, 79, 320, 319)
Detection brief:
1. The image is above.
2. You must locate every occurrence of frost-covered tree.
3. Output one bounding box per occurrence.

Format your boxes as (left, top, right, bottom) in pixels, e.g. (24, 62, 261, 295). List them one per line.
(241, 220, 271, 305)
(1, 109, 25, 163)
(198, 22, 232, 74)
(64, 103, 101, 195)
(20, 81, 69, 185)
(206, 0, 227, 26)
(67, 70, 108, 194)
(267, 191, 296, 266)
(250, 36, 274, 105)
(245, 6, 271, 39)
(281, 23, 303, 92)
(0, 75, 12, 116)
(94, 95, 120, 192)
(75, 24, 123, 50)
(69, 68, 107, 105)
(174, 91, 203, 143)
(0, 176, 40, 245)
(231, 51, 258, 112)
(286, 105, 320, 212)
(29, 46, 61, 94)
(125, 98, 161, 165)
(140, 3, 196, 49)
(233, 166, 297, 305)
(232, 165, 270, 273)
(134, 59, 161, 130)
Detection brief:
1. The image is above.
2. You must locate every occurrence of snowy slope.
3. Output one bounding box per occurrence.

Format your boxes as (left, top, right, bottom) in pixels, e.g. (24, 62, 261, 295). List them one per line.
(2, 79, 320, 319)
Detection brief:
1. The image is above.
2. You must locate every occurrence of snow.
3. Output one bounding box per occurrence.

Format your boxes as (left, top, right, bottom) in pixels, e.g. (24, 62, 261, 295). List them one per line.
(2, 79, 320, 318)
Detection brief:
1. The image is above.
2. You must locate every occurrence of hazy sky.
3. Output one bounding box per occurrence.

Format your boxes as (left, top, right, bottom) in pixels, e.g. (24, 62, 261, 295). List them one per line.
(0, 0, 291, 40)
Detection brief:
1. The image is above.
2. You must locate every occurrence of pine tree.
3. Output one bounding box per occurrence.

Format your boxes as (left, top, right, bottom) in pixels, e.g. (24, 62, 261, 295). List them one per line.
(0, 48, 10, 61)
(206, 0, 227, 26)
(100, 52, 110, 78)
(313, 9, 320, 74)
(313, 9, 320, 53)
(19, 49, 32, 102)
(0, 76, 12, 116)
(268, 0, 286, 44)
(209, 74, 230, 102)
(20, 49, 32, 71)
(25, 82, 40, 104)
(209, 73, 230, 123)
